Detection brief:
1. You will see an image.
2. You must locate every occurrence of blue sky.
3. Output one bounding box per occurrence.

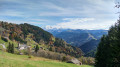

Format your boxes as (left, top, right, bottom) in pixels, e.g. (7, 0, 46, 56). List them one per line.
(0, 0, 119, 30)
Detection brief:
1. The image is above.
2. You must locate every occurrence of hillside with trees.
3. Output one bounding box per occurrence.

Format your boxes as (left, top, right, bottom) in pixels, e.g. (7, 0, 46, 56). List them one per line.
(0, 21, 83, 58)
(80, 39, 100, 57)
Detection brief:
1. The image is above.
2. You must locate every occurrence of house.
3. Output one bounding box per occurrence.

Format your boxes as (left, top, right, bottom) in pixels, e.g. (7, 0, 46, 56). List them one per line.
(67, 58, 82, 65)
(18, 43, 30, 50)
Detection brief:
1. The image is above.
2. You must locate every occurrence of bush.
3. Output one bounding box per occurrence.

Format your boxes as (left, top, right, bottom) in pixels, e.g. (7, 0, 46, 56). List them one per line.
(28, 55, 32, 58)
(32, 49, 72, 61)
(79, 57, 95, 65)
(62, 56, 67, 62)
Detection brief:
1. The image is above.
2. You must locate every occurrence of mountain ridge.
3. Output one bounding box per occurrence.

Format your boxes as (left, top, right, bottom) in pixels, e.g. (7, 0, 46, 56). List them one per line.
(47, 28, 108, 57)
(0, 21, 83, 58)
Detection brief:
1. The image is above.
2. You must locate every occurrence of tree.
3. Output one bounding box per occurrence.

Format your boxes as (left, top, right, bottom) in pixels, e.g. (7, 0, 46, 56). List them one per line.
(35, 45, 39, 53)
(95, 35, 112, 67)
(95, 20, 120, 67)
(7, 42, 11, 53)
(49, 46, 52, 51)
(62, 56, 67, 62)
(7, 43, 14, 54)
(11, 43, 14, 53)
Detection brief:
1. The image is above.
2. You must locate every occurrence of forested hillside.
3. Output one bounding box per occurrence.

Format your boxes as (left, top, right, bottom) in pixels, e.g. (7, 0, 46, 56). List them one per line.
(48, 29, 107, 47)
(80, 39, 100, 57)
(0, 21, 83, 58)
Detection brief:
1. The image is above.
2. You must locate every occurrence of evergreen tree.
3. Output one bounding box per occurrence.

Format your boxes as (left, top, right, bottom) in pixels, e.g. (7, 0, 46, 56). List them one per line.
(11, 43, 14, 53)
(95, 20, 120, 67)
(7, 42, 11, 53)
(35, 45, 39, 53)
(7, 43, 14, 54)
(49, 46, 52, 51)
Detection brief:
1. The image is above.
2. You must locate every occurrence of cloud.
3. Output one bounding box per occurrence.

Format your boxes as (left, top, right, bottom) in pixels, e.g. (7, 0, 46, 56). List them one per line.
(0, 0, 118, 30)
(0, 0, 115, 17)
(0, 0, 116, 17)
(45, 18, 116, 30)
(0, 19, 45, 25)
(63, 18, 95, 22)
(30, 19, 49, 22)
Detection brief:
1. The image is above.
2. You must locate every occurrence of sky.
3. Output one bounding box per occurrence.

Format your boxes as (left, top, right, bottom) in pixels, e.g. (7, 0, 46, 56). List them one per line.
(0, 0, 119, 30)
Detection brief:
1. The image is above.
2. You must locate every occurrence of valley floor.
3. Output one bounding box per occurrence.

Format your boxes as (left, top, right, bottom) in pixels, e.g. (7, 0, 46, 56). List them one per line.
(0, 51, 93, 67)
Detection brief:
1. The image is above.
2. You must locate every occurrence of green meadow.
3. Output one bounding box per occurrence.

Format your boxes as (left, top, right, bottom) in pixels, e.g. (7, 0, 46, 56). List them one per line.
(0, 51, 93, 67)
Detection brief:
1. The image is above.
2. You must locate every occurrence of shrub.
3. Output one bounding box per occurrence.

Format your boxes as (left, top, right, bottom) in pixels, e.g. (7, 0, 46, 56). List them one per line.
(62, 56, 67, 62)
(32, 49, 72, 61)
(79, 57, 95, 65)
(28, 55, 32, 58)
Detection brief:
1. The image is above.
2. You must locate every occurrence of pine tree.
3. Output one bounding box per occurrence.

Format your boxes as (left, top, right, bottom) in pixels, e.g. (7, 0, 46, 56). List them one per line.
(35, 45, 39, 53)
(49, 46, 52, 51)
(7, 43, 14, 54)
(11, 43, 14, 53)
(7, 42, 11, 53)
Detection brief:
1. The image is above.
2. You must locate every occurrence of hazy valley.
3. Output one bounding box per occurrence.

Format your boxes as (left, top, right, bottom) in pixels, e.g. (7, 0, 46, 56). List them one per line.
(46, 29, 108, 57)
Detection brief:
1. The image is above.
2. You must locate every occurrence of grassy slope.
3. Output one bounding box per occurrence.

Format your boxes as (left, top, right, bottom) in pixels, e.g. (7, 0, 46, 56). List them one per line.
(0, 51, 93, 67)
(0, 35, 18, 48)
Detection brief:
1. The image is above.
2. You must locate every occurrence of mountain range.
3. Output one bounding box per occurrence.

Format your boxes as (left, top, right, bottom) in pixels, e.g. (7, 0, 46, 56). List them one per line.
(46, 28, 108, 57)
(0, 21, 108, 57)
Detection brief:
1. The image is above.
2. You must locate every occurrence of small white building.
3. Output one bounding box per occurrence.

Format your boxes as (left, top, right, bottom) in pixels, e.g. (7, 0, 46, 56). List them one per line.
(0, 43, 6, 49)
(18, 43, 30, 50)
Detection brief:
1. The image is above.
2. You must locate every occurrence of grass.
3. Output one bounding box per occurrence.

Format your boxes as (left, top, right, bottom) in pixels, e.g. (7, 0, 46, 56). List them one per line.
(0, 51, 93, 67)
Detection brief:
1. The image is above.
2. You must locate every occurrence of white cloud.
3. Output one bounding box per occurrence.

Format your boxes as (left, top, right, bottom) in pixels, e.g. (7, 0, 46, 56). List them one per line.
(46, 18, 116, 30)
(0, 0, 117, 17)
(63, 18, 95, 22)
(30, 19, 49, 22)
(0, 0, 118, 30)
